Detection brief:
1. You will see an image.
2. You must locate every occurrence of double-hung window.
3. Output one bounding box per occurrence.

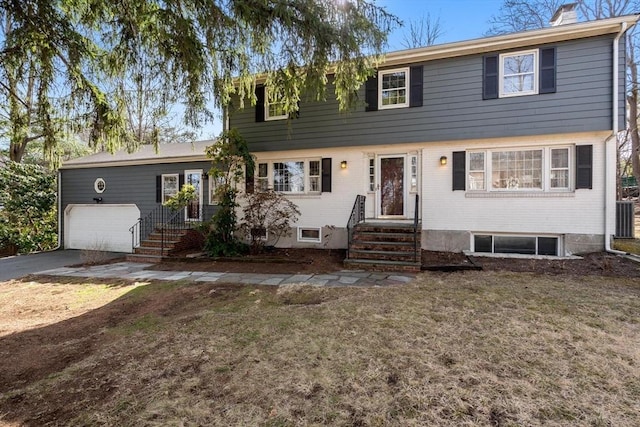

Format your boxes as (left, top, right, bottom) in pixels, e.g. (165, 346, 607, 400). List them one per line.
(379, 67, 409, 109)
(499, 49, 538, 97)
(265, 89, 288, 121)
(161, 174, 179, 203)
(468, 146, 571, 192)
(258, 159, 321, 194)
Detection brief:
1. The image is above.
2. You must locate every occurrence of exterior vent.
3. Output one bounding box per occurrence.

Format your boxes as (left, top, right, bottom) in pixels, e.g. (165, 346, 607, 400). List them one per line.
(550, 3, 578, 26)
(615, 201, 635, 238)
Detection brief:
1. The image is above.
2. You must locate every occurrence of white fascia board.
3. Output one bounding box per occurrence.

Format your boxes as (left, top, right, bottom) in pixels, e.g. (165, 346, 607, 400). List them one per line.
(382, 15, 639, 67)
(59, 154, 210, 169)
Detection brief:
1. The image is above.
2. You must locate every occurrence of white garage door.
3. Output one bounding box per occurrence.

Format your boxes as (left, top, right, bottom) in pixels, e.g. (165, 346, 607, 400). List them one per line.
(65, 204, 140, 253)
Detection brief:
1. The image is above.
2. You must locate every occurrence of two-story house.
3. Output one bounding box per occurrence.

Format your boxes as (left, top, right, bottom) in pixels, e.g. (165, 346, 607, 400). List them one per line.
(227, 9, 638, 265)
(58, 9, 638, 266)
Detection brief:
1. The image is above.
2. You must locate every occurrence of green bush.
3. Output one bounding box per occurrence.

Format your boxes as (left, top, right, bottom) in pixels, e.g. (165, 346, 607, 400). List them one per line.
(0, 161, 57, 253)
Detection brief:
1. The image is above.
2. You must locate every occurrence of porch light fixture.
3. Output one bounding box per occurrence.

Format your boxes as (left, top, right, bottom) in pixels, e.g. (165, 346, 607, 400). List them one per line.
(341, 160, 348, 169)
(439, 156, 447, 166)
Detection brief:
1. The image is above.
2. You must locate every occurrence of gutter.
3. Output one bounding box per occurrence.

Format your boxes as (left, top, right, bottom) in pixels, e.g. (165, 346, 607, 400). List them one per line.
(605, 22, 629, 255)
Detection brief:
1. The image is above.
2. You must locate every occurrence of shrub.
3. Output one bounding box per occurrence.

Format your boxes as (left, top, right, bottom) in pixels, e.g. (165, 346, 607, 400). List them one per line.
(163, 184, 196, 211)
(0, 161, 57, 253)
(241, 190, 300, 254)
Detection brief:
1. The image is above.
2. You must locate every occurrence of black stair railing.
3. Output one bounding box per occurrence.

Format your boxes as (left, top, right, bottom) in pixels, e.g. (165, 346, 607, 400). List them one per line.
(160, 206, 194, 255)
(129, 204, 198, 255)
(346, 195, 366, 259)
(413, 194, 419, 262)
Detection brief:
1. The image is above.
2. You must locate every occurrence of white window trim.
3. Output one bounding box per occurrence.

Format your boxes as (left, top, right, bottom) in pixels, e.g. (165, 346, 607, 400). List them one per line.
(548, 146, 572, 191)
(260, 159, 322, 194)
(161, 173, 179, 203)
(94, 177, 106, 194)
(265, 88, 288, 121)
(471, 233, 561, 256)
(467, 146, 573, 193)
(208, 174, 225, 205)
(378, 67, 410, 110)
(297, 227, 322, 243)
(499, 49, 538, 98)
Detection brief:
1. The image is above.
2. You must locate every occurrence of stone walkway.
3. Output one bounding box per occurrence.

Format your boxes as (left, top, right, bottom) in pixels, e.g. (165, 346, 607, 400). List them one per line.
(37, 262, 416, 287)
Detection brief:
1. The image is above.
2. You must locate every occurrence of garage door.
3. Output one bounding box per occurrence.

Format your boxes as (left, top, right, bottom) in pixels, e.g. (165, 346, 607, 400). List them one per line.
(65, 204, 140, 253)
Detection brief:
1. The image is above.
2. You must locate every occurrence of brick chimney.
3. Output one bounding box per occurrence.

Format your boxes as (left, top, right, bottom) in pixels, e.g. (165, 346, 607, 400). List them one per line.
(550, 3, 578, 26)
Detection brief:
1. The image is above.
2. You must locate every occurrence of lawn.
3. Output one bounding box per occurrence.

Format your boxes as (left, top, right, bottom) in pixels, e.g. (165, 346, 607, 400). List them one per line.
(1, 272, 639, 426)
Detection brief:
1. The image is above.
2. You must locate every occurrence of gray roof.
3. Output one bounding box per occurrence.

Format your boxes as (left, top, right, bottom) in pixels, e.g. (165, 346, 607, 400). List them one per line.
(60, 140, 215, 169)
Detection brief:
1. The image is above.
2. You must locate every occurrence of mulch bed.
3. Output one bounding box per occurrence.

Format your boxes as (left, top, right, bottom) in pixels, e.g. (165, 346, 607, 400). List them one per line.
(148, 248, 640, 277)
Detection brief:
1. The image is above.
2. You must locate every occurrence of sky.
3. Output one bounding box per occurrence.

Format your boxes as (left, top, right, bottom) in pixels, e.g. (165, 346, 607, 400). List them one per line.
(197, 0, 508, 139)
(380, 0, 506, 48)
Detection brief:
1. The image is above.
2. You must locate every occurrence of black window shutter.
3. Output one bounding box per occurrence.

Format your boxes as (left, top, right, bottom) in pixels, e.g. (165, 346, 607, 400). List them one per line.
(179, 174, 184, 189)
(575, 145, 593, 189)
(539, 47, 557, 94)
(365, 74, 378, 111)
(255, 86, 265, 122)
(483, 55, 499, 100)
(245, 166, 255, 194)
(321, 158, 332, 192)
(288, 101, 300, 119)
(452, 151, 466, 191)
(156, 175, 162, 203)
(409, 66, 423, 107)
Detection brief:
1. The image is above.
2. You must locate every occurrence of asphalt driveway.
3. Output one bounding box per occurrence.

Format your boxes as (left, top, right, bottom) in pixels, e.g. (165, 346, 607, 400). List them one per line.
(0, 250, 124, 281)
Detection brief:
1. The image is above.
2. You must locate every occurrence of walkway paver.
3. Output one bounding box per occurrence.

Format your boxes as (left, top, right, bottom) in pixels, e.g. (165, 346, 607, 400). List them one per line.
(36, 262, 416, 287)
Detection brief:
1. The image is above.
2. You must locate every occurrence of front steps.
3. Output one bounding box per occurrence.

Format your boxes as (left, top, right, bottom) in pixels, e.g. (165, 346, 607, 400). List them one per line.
(344, 223, 421, 272)
(126, 229, 194, 263)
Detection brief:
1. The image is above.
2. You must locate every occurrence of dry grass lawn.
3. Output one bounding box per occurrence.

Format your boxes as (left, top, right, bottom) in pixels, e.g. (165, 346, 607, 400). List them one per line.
(1, 271, 639, 426)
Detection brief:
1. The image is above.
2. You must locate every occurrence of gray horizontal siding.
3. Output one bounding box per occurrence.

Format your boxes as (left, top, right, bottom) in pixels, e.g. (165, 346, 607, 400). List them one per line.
(61, 161, 217, 243)
(231, 35, 622, 152)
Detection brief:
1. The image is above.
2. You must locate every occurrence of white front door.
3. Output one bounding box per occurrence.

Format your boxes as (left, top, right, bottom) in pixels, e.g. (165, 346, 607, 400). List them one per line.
(377, 155, 406, 218)
(185, 169, 203, 221)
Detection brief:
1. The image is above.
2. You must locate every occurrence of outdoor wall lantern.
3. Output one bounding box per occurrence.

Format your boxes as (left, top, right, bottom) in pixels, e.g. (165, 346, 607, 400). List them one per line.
(341, 160, 348, 169)
(440, 156, 447, 166)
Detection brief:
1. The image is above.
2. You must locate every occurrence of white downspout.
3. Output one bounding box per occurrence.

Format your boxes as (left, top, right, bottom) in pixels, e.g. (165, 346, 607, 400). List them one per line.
(606, 22, 628, 255)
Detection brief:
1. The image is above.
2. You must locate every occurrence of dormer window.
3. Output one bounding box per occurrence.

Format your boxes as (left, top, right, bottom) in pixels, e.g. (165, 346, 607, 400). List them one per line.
(499, 49, 538, 97)
(265, 89, 288, 121)
(379, 67, 410, 109)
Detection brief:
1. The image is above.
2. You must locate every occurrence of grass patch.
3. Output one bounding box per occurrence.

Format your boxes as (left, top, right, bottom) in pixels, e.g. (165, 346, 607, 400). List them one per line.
(1, 272, 639, 426)
(614, 238, 640, 255)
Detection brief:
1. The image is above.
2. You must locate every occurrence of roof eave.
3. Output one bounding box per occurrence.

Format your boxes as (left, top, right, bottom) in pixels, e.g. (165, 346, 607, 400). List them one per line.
(382, 15, 639, 66)
(59, 154, 211, 169)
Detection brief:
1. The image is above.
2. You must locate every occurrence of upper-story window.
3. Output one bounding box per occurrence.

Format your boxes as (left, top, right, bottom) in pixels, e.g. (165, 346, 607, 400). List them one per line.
(265, 89, 288, 121)
(499, 49, 538, 97)
(379, 67, 410, 109)
(483, 47, 555, 100)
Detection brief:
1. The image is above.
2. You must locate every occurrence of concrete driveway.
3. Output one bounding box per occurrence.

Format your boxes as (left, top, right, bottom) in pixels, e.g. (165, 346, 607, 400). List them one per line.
(0, 250, 124, 281)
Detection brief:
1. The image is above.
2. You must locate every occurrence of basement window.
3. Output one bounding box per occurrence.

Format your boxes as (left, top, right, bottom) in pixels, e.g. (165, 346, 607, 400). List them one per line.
(473, 234, 559, 256)
(298, 227, 321, 243)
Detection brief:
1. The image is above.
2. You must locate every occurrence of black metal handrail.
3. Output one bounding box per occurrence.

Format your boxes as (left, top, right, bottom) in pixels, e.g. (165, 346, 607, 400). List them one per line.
(346, 195, 366, 259)
(129, 204, 198, 254)
(159, 206, 194, 254)
(413, 194, 419, 262)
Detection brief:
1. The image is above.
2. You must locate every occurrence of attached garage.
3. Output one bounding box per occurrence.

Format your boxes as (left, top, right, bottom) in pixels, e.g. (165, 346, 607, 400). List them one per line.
(65, 204, 140, 253)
